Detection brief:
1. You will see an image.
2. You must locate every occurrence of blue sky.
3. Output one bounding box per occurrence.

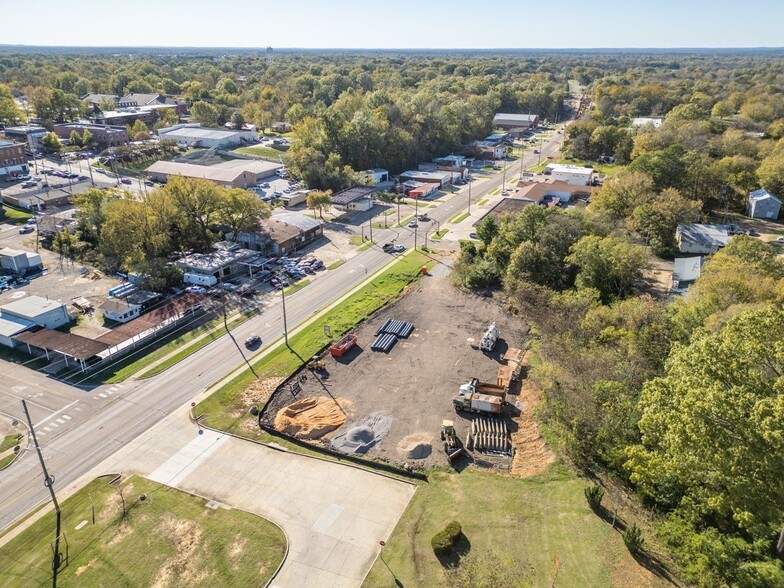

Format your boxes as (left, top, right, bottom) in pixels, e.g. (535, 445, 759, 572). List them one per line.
(4, 0, 783, 48)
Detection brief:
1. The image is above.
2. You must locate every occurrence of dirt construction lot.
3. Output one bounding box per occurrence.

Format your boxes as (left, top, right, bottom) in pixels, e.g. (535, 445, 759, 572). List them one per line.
(261, 269, 532, 469)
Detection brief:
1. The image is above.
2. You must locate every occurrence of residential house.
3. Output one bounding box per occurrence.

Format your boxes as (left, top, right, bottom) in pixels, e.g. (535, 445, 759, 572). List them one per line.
(676, 224, 732, 254)
(747, 188, 781, 220)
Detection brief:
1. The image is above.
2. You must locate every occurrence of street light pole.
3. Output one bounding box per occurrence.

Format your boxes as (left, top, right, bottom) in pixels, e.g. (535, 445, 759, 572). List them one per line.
(279, 272, 289, 347)
(501, 146, 507, 193)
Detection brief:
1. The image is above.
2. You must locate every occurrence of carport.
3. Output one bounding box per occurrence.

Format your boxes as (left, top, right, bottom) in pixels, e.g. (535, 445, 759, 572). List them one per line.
(14, 327, 108, 372)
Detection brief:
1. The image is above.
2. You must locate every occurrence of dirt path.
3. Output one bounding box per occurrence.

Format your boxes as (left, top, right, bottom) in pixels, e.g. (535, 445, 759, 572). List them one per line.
(509, 363, 556, 478)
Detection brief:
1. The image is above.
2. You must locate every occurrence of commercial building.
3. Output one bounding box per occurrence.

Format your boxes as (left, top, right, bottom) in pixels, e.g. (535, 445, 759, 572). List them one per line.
(271, 121, 293, 133)
(676, 224, 732, 254)
(513, 179, 591, 204)
(3, 125, 48, 154)
(280, 190, 310, 208)
(331, 186, 375, 212)
(2, 191, 71, 211)
(145, 161, 258, 188)
(175, 242, 260, 282)
(157, 123, 257, 149)
(264, 213, 324, 254)
(401, 181, 438, 199)
(99, 298, 142, 324)
(747, 188, 781, 220)
(209, 159, 283, 182)
(53, 123, 128, 148)
(493, 113, 540, 134)
(0, 248, 43, 275)
(436, 155, 466, 168)
(118, 93, 179, 109)
(399, 170, 451, 188)
(544, 163, 595, 186)
(0, 139, 29, 179)
(89, 105, 179, 127)
(361, 168, 390, 185)
(0, 295, 70, 341)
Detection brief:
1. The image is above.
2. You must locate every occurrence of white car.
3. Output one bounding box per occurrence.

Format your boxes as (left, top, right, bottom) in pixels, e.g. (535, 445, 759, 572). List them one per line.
(776, 237, 784, 244)
(185, 285, 207, 294)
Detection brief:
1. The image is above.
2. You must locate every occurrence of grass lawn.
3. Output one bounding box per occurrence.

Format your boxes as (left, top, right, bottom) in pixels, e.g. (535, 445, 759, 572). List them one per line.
(196, 251, 434, 437)
(234, 145, 288, 161)
(0, 435, 20, 453)
(430, 228, 449, 241)
(449, 212, 469, 224)
(284, 278, 311, 295)
(0, 476, 286, 588)
(1, 205, 32, 225)
(327, 259, 345, 270)
(488, 186, 502, 196)
(0, 454, 16, 469)
(364, 465, 667, 588)
(476, 198, 489, 206)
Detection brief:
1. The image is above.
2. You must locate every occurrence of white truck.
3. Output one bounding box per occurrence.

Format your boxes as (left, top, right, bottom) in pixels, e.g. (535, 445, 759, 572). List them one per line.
(479, 323, 499, 352)
(453, 379, 506, 415)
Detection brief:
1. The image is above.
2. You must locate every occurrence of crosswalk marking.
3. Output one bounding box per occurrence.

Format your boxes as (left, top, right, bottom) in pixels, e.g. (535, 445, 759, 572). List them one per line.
(62, 414, 72, 420)
(56, 418, 66, 424)
(42, 426, 51, 432)
(98, 393, 106, 398)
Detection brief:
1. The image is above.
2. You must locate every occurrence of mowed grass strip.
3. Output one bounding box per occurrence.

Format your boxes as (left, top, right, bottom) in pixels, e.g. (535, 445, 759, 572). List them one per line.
(2, 205, 32, 225)
(327, 259, 345, 270)
(197, 251, 433, 436)
(0, 476, 286, 588)
(363, 465, 666, 588)
(0, 435, 19, 453)
(449, 211, 470, 224)
(283, 279, 311, 295)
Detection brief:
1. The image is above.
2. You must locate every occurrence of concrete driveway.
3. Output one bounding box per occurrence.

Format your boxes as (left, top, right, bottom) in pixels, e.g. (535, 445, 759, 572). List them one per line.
(147, 432, 415, 587)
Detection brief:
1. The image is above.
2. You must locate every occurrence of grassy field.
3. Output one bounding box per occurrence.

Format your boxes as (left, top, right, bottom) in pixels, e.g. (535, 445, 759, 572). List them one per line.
(449, 211, 470, 224)
(196, 251, 434, 436)
(234, 145, 288, 161)
(1, 205, 32, 225)
(0, 476, 286, 588)
(364, 465, 671, 588)
(327, 259, 345, 270)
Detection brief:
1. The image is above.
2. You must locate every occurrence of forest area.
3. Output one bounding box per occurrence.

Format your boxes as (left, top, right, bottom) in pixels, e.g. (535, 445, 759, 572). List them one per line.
(2, 48, 784, 585)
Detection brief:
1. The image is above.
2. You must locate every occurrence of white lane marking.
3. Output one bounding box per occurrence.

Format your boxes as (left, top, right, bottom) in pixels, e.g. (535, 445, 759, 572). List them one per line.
(34, 399, 80, 428)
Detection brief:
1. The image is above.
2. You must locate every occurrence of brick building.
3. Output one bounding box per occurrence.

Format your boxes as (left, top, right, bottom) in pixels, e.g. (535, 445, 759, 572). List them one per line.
(0, 140, 29, 179)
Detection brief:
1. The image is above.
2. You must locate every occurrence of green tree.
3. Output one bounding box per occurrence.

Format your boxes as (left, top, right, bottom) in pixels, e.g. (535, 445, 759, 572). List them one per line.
(628, 145, 688, 190)
(81, 129, 94, 150)
(630, 188, 701, 258)
(68, 130, 83, 149)
(191, 101, 219, 127)
(757, 151, 784, 197)
(627, 307, 784, 538)
(0, 84, 20, 125)
(711, 100, 735, 119)
(306, 190, 333, 219)
(230, 111, 245, 130)
(566, 235, 649, 301)
(41, 132, 64, 153)
(590, 170, 656, 220)
(475, 216, 498, 246)
(221, 188, 270, 239)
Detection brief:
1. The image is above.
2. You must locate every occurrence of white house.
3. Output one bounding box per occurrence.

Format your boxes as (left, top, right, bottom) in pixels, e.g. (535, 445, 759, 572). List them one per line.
(631, 117, 663, 128)
(747, 188, 781, 220)
(544, 164, 594, 186)
(99, 298, 141, 324)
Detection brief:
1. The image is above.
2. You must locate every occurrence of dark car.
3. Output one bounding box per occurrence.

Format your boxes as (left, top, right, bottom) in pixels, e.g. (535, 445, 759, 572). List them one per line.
(244, 335, 262, 348)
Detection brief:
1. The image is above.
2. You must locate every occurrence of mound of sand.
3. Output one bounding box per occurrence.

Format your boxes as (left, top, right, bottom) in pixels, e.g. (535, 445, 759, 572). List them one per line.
(510, 379, 555, 478)
(274, 396, 348, 439)
(396, 433, 432, 460)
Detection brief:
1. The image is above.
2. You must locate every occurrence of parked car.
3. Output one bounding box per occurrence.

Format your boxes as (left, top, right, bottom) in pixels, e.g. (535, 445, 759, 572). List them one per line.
(21, 181, 36, 188)
(221, 282, 239, 292)
(120, 177, 132, 184)
(78, 175, 89, 181)
(392, 244, 405, 253)
(144, 180, 154, 186)
(185, 285, 207, 294)
(776, 237, 784, 244)
(26, 218, 37, 225)
(382, 243, 394, 252)
(18, 226, 34, 234)
(747, 228, 760, 237)
(244, 334, 262, 348)
(469, 232, 478, 239)
(311, 260, 324, 270)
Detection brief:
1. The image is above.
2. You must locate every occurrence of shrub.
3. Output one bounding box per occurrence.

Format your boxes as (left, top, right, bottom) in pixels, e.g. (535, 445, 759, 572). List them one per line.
(623, 523, 645, 555)
(432, 520, 462, 556)
(584, 484, 604, 512)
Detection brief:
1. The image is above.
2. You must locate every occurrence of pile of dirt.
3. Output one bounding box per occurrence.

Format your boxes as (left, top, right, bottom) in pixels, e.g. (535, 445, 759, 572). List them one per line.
(274, 396, 348, 439)
(331, 411, 393, 454)
(510, 379, 556, 478)
(396, 432, 432, 459)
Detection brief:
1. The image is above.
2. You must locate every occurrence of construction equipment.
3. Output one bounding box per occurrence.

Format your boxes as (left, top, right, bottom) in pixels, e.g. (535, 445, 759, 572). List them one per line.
(306, 355, 326, 370)
(459, 377, 507, 397)
(329, 333, 358, 357)
(440, 420, 464, 465)
(453, 392, 504, 415)
(479, 323, 499, 352)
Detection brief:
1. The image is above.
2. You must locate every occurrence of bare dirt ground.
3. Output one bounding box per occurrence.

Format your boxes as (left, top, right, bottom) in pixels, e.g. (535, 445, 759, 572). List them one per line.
(261, 271, 531, 469)
(509, 369, 556, 478)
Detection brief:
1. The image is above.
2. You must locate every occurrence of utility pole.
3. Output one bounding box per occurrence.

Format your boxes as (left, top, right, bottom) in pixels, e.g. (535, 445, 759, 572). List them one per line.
(280, 273, 289, 347)
(501, 146, 507, 193)
(23, 400, 63, 587)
